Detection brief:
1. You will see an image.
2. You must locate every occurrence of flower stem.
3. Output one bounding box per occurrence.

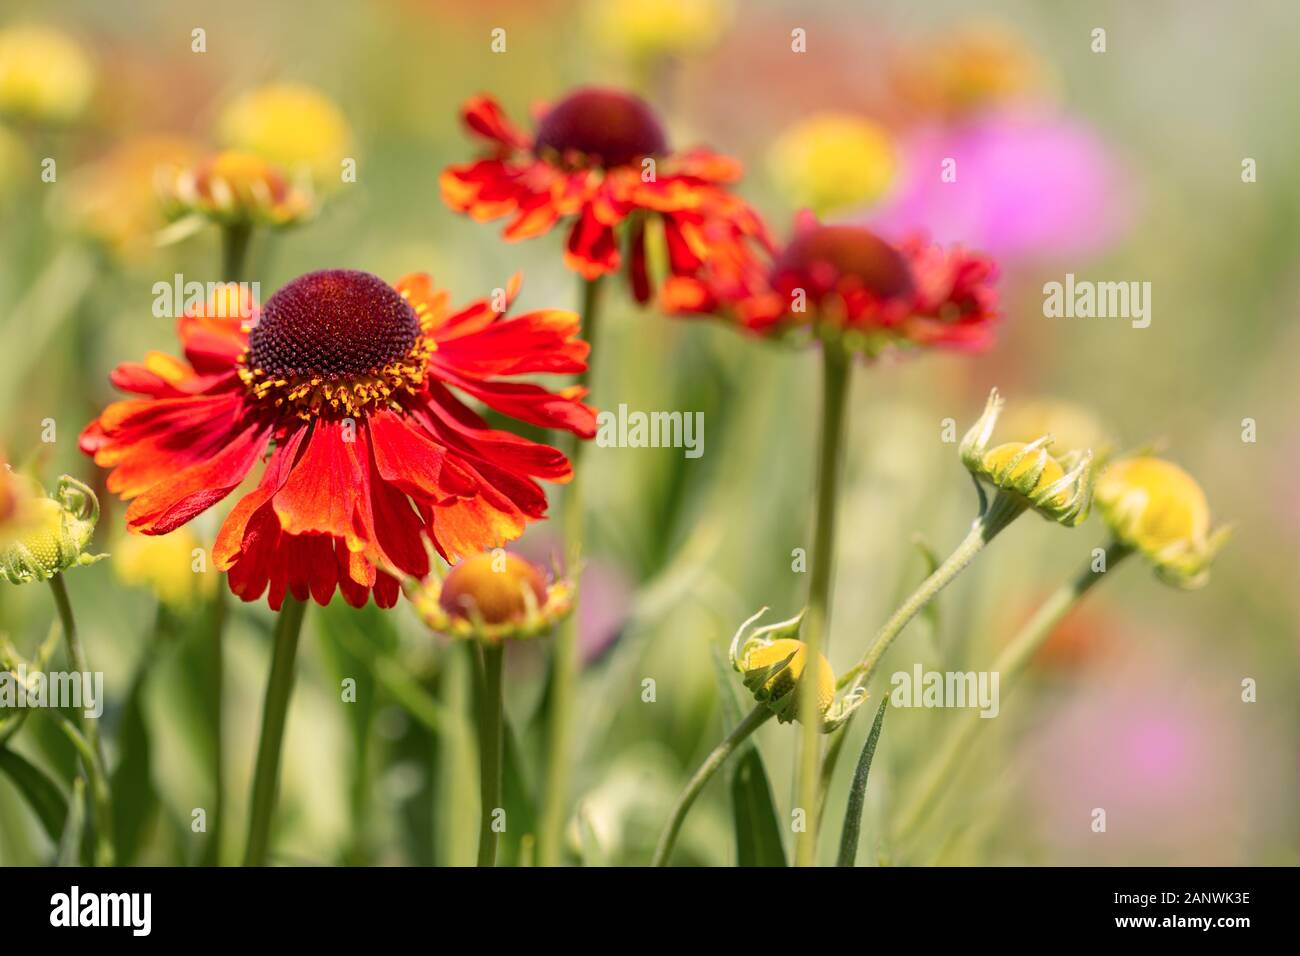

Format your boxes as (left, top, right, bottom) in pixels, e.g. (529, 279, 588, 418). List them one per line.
(838, 489, 1027, 694)
(476, 642, 505, 867)
(200, 584, 228, 867)
(221, 223, 253, 283)
(48, 573, 114, 866)
(894, 541, 1132, 844)
(243, 596, 308, 867)
(652, 703, 773, 866)
(794, 344, 851, 867)
(538, 275, 603, 867)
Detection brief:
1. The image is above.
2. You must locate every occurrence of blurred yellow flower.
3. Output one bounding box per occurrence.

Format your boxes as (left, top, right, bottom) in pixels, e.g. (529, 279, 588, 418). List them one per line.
(0, 125, 26, 204)
(55, 134, 204, 262)
(584, 0, 732, 63)
(1096, 457, 1230, 589)
(0, 25, 95, 125)
(114, 526, 215, 609)
(217, 83, 351, 188)
(894, 23, 1050, 119)
(766, 113, 896, 217)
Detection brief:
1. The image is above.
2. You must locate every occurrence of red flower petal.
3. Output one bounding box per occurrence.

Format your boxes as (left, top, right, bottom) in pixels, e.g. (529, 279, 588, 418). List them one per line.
(124, 418, 272, 535)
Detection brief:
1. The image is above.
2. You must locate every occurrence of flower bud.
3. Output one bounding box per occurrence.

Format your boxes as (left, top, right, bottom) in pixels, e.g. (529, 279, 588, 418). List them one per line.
(410, 550, 573, 642)
(0, 476, 105, 584)
(961, 388, 1094, 526)
(1096, 457, 1229, 589)
(729, 608, 866, 732)
(164, 150, 314, 228)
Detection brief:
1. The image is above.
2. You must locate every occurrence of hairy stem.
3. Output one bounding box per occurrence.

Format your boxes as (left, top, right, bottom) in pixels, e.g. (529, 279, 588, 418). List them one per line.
(48, 574, 113, 866)
(652, 704, 773, 866)
(895, 542, 1132, 844)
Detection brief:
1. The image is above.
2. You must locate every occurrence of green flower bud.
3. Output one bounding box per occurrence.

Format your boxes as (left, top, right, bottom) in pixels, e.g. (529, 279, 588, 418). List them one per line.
(0, 476, 105, 584)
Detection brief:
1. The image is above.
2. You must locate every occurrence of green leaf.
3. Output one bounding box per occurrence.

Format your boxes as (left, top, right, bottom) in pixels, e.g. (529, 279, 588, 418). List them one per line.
(0, 746, 68, 844)
(837, 698, 889, 867)
(111, 662, 159, 866)
(730, 747, 786, 867)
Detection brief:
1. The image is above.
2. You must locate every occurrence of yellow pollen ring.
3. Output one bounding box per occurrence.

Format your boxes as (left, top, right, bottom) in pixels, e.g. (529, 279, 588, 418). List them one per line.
(237, 337, 434, 419)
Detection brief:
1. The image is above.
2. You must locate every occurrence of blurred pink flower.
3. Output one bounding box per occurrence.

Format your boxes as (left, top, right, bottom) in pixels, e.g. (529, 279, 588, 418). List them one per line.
(866, 110, 1133, 263)
(1019, 655, 1251, 863)
(514, 532, 633, 664)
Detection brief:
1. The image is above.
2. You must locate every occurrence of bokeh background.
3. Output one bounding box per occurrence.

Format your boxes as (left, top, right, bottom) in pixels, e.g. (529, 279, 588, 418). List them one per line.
(1, 0, 1297, 866)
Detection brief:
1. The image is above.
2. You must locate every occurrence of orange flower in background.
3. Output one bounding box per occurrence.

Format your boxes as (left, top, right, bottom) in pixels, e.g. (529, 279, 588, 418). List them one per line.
(81, 270, 596, 609)
(441, 86, 770, 302)
(665, 212, 1000, 356)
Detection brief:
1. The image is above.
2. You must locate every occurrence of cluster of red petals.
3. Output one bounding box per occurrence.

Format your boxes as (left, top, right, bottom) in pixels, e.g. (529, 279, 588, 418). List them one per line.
(440, 91, 771, 303)
(664, 214, 1001, 353)
(81, 274, 596, 609)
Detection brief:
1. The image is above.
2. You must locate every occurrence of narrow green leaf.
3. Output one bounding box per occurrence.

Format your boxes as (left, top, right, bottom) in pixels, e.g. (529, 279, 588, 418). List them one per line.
(837, 698, 889, 867)
(730, 747, 786, 867)
(0, 747, 68, 844)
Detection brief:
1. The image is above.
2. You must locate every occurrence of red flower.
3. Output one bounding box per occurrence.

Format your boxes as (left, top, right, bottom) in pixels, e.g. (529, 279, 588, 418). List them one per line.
(81, 269, 596, 609)
(440, 87, 771, 302)
(664, 213, 1001, 355)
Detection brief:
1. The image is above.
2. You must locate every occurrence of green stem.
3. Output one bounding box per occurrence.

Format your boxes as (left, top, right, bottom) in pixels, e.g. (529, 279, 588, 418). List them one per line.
(652, 704, 773, 866)
(838, 489, 1027, 693)
(243, 596, 307, 867)
(221, 223, 253, 283)
(476, 642, 505, 867)
(537, 275, 603, 867)
(895, 542, 1132, 844)
(794, 344, 851, 867)
(200, 584, 228, 866)
(48, 574, 113, 866)
(51, 713, 113, 866)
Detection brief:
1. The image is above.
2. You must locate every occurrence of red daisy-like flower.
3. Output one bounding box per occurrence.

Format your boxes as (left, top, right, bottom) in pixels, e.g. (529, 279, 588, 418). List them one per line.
(81, 269, 596, 609)
(664, 212, 1001, 356)
(440, 86, 771, 302)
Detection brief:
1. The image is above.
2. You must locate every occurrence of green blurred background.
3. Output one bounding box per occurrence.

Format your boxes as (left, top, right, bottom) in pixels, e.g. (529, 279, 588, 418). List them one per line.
(0, 0, 1296, 865)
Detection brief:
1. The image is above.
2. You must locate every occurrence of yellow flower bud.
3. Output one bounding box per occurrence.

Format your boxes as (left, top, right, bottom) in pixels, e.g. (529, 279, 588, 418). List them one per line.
(741, 638, 835, 718)
(729, 608, 866, 731)
(217, 84, 352, 189)
(0, 25, 95, 125)
(1096, 457, 1229, 589)
(410, 551, 573, 642)
(164, 150, 314, 228)
(767, 113, 896, 217)
(961, 389, 1095, 526)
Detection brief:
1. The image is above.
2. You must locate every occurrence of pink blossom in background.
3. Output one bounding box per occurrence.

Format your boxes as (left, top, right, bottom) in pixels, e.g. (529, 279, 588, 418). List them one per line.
(865, 110, 1134, 263)
(1019, 656, 1251, 864)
